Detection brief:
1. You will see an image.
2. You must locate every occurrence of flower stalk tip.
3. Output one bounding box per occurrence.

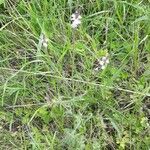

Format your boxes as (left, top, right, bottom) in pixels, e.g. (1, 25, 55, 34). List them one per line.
(70, 10, 82, 28)
(94, 54, 110, 71)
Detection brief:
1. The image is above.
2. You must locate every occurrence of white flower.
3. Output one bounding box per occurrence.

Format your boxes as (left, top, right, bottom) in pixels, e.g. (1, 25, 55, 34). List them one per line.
(99, 60, 105, 65)
(43, 42, 48, 48)
(105, 59, 109, 64)
(39, 33, 48, 48)
(71, 13, 76, 21)
(71, 19, 81, 28)
(42, 37, 48, 48)
(102, 57, 107, 61)
(70, 11, 82, 28)
(94, 54, 110, 71)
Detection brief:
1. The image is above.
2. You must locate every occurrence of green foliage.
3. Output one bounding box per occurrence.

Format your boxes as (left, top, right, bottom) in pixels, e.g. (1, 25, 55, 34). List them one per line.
(0, 0, 150, 149)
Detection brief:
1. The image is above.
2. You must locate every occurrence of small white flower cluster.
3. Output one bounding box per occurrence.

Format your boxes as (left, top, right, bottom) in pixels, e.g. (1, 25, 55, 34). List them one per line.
(94, 54, 109, 71)
(39, 33, 49, 48)
(71, 10, 82, 28)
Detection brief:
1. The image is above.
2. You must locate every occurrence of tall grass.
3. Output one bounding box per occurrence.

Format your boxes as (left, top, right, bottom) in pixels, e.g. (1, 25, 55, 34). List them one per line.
(0, 0, 150, 149)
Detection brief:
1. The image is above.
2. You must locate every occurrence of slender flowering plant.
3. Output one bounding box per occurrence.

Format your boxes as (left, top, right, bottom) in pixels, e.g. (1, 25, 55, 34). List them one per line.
(70, 9, 109, 71)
